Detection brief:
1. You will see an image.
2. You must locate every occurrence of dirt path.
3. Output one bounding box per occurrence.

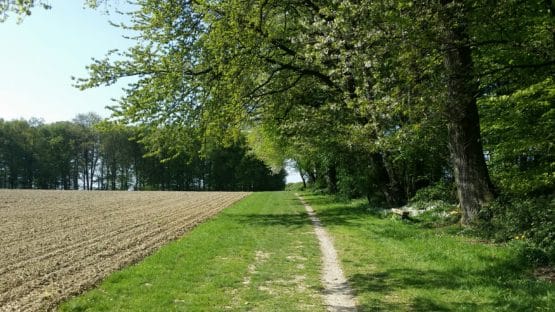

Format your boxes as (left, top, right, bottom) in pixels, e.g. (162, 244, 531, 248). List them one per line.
(296, 194, 357, 312)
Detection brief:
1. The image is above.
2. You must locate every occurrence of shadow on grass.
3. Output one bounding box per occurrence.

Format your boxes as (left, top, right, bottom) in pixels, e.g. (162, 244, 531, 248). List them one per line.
(303, 197, 387, 228)
(229, 212, 313, 228)
(231, 195, 375, 228)
(301, 194, 554, 311)
(351, 262, 550, 311)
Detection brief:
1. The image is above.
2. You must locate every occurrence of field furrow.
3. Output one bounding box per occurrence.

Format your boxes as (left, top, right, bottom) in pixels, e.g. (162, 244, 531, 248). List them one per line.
(0, 190, 250, 311)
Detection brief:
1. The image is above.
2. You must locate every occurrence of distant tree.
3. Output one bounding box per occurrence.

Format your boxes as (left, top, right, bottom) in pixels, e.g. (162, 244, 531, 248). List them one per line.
(73, 113, 102, 190)
(45, 121, 82, 189)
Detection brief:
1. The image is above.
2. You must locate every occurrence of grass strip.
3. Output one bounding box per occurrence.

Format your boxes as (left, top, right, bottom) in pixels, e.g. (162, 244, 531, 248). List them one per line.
(59, 192, 326, 312)
(302, 193, 554, 311)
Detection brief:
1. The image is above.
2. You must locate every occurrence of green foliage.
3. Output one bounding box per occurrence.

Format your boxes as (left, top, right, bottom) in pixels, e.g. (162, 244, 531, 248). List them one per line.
(337, 167, 363, 199)
(0, 117, 284, 191)
(477, 77, 554, 261)
(405, 181, 460, 226)
(246, 125, 288, 173)
(0, 0, 109, 22)
(480, 78, 555, 197)
(0, 118, 81, 189)
(410, 181, 458, 205)
(0, 0, 51, 21)
(478, 196, 555, 264)
(413, 202, 461, 227)
(205, 138, 286, 191)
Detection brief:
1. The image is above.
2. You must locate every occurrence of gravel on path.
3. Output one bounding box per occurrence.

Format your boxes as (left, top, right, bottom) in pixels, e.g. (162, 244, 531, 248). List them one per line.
(296, 194, 357, 312)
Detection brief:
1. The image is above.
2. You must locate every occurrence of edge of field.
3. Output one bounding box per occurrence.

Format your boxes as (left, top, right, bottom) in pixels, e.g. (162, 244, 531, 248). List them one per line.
(58, 192, 327, 312)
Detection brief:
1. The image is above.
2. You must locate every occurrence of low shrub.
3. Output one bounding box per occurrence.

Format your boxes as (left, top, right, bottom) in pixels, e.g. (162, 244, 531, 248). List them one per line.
(478, 195, 555, 264)
(414, 201, 461, 226)
(406, 181, 460, 226)
(410, 180, 457, 204)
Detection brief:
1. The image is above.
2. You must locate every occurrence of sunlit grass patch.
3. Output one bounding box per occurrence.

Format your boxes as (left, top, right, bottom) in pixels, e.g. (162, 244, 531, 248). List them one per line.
(60, 192, 326, 312)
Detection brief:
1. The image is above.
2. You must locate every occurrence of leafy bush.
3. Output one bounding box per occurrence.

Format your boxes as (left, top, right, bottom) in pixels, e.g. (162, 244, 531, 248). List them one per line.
(337, 167, 369, 199)
(403, 181, 460, 226)
(513, 242, 552, 267)
(478, 195, 555, 264)
(410, 180, 457, 204)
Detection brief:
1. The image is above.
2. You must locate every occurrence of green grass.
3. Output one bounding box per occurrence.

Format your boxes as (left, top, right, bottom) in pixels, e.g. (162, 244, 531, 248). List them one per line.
(59, 192, 326, 312)
(59, 191, 554, 311)
(302, 193, 554, 312)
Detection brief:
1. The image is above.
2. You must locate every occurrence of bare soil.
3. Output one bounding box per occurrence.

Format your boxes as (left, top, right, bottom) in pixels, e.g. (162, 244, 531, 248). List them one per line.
(0, 190, 249, 311)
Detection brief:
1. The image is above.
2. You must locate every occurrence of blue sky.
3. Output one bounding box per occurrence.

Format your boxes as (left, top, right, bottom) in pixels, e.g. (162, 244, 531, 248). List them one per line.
(0, 1, 133, 122)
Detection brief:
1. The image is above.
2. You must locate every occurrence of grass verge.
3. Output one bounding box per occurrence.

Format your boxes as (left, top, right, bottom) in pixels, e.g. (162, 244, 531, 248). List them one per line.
(59, 192, 326, 312)
(302, 193, 554, 311)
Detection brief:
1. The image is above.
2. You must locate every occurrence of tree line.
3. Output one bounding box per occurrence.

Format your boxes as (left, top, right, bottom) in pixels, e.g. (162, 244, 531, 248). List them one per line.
(0, 114, 285, 191)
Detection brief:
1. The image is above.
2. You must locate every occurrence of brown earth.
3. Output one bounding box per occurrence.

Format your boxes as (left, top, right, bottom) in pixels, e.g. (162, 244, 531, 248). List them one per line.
(0, 189, 250, 311)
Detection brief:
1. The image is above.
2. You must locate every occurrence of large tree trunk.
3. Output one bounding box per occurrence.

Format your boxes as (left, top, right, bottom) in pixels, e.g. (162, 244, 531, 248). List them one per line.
(440, 1, 495, 224)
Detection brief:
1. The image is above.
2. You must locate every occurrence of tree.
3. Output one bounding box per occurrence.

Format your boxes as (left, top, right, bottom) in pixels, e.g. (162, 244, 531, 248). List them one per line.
(436, 1, 496, 223)
(0, 119, 37, 188)
(0, 0, 105, 22)
(73, 113, 102, 190)
(480, 78, 555, 196)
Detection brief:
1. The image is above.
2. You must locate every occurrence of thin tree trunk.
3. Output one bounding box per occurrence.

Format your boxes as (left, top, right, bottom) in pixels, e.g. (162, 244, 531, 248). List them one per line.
(89, 148, 98, 190)
(369, 153, 406, 207)
(298, 168, 307, 189)
(327, 164, 338, 193)
(440, 1, 495, 224)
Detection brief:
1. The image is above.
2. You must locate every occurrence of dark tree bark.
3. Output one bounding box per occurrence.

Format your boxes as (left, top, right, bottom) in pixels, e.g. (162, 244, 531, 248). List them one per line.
(326, 164, 338, 193)
(307, 169, 317, 184)
(440, 1, 496, 224)
(369, 153, 406, 207)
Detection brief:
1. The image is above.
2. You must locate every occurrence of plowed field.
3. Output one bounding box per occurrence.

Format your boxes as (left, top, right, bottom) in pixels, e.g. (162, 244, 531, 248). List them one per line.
(0, 190, 250, 311)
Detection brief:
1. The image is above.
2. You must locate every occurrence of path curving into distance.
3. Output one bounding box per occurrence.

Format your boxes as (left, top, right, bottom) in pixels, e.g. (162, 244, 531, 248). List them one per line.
(296, 194, 357, 312)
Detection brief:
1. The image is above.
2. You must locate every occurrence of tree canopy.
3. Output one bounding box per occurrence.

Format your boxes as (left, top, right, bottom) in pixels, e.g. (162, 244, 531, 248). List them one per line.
(72, 0, 554, 221)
